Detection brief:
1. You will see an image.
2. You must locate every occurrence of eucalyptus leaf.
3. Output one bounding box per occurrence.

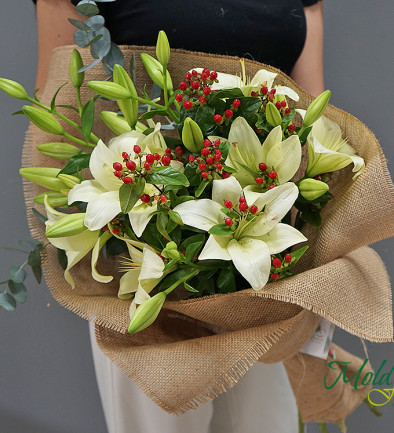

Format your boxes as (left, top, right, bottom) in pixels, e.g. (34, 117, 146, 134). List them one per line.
(119, 178, 145, 214)
(32, 208, 47, 224)
(86, 15, 105, 31)
(32, 266, 42, 284)
(57, 248, 68, 270)
(0, 292, 17, 311)
(90, 28, 111, 58)
(150, 83, 162, 100)
(9, 265, 27, 284)
(18, 237, 40, 249)
(103, 43, 125, 74)
(79, 58, 102, 72)
(28, 244, 43, 268)
(74, 29, 93, 48)
(8, 280, 28, 303)
(68, 18, 91, 31)
(76, 1, 99, 16)
(59, 153, 91, 176)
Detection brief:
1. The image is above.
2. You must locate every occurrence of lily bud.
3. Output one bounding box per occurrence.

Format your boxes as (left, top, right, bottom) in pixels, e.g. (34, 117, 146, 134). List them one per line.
(113, 64, 139, 128)
(87, 81, 132, 100)
(34, 191, 69, 207)
(182, 117, 204, 153)
(140, 53, 173, 90)
(58, 174, 81, 189)
(298, 178, 329, 201)
(100, 111, 132, 135)
(156, 30, 170, 68)
(45, 213, 87, 238)
(128, 292, 166, 334)
(37, 142, 82, 160)
(20, 167, 68, 191)
(22, 106, 64, 135)
(0, 78, 29, 100)
(303, 90, 331, 127)
(265, 102, 282, 127)
(161, 241, 180, 260)
(69, 49, 84, 89)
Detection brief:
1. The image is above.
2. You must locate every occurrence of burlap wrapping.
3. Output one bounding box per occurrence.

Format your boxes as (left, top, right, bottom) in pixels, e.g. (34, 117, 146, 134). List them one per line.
(21, 46, 393, 420)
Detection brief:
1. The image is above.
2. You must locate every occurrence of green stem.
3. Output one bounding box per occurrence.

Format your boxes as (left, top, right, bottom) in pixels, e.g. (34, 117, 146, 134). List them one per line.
(162, 67, 169, 108)
(298, 411, 305, 433)
(317, 423, 329, 433)
(163, 269, 199, 295)
(75, 87, 83, 117)
(298, 125, 306, 138)
(63, 132, 95, 148)
(363, 398, 383, 417)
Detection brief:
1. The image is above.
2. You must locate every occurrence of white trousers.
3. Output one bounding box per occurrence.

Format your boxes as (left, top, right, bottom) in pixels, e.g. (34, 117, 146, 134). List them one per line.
(89, 323, 298, 433)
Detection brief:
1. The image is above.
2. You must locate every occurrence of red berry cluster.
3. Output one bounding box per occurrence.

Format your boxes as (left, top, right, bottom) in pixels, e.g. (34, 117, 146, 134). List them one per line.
(221, 196, 259, 227)
(176, 69, 218, 111)
(189, 138, 229, 180)
(254, 162, 279, 191)
(269, 253, 293, 281)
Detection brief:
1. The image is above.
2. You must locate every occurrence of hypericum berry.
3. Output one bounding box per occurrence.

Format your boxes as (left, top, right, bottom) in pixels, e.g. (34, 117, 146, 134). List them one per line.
(114, 170, 122, 178)
(259, 162, 267, 171)
(192, 81, 200, 90)
(201, 72, 209, 81)
(268, 184, 275, 190)
(199, 96, 207, 104)
(250, 205, 258, 214)
(210, 71, 217, 80)
(161, 155, 171, 165)
(216, 163, 223, 170)
(232, 99, 241, 108)
(270, 88, 276, 95)
(214, 114, 223, 123)
(239, 202, 248, 212)
(102, 225, 109, 231)
(160, 194, 167, 203)
(224, 200, 233, 208)
(214, 153, 221, 161)
(281, 100, 287, 108)
(288, 124, 296, 133)
(285, 108, 291, 115)
(175, 146, 184, 156)
(251, 91, 258, 97)
(126, 160, 136, 170)
(203, 86, 211, 96)
(268, 170, 277, 180)
(123, 176, 132, 184)
(222, 171, 230, 178)
(122, 152, 129, 159)
(276, 102, 282, 110)
(225, 217, 233, 226)
(133, 145, 141, 154)
(189, 155, 195, 162)
(224, 109, 234, 119)
(203, 139, 211, 148)
(255, 128, 263, 134)
(272, 258, 282, 268)
(183, 100, 193, 110)
(201, 171, 209, 178)
(144, 162, 151, 170)
(201, 147, 210, 156)
(214, 139, 221, 146)
(284, 253, 292, 263)
(153, 153, 161, 161)
(255, 177, 263, 184)
(140, 194, 150, 203)
(199, 162, 207, 170)
(165, 147, 172, 154)
(175, 93, 183, 102)
(270, 273, 279, 280)
(113, 162, 123, 171)
(112, 227, 120, 235)
(202, 68, 210, 75)
(191, 69, 198, 77)
(146, 154, 155, 164)
(206, 157, 214, 165)
(261, 86, 268, 94)
(179, 81, 187, 91)
(185, 72, 192, 80)
(239, 196, 246, 203)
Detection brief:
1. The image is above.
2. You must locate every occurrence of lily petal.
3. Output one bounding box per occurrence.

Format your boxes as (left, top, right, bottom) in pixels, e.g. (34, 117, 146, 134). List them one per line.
(198, 234, 232, 261)
(119, 269, 140, 298)
(173, 199, 224, 231)
(257, 223, 307, 254)
(212, 176, 243, 207)
(91, 232, 113, 284)
(68, 180, 107, 205)
(89, 139, 121, 191)
(128, 201, 157, 237)
(85, 190, 121, 231)
(227, 238, 271, 291)
(274, 85, 299, 101)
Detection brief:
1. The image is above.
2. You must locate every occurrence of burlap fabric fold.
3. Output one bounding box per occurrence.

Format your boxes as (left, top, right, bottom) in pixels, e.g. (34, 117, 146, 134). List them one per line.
(22, 46, 393, 419)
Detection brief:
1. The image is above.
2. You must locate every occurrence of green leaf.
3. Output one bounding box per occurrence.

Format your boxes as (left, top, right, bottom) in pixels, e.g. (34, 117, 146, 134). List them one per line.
(211, 88, 244, 100)
(195, 180, 210, 198)
(185, 241, 203, 262)
(286, 246, 309, 269)
(146, 166, 189, 187)
(217, 267, 236, 293)
(0, 292, 17, 311)
(218, 141, 230, 160)
(119, 178, 146, 214)
(300, 209, 322, 228)
(50, 82, 68, 112)
(139, 109, 169, 120)
(166, 216, 178, 234)
(28, 244, 44, 268)
(299, 125, 313, 146)
(168, 210, 183, 225)
(106, 236, 127, 255)
(32, 208, 48, 224)
(236, 97, 261, 124)
(235, 161, 259, 177)
(59, 153, 91, 176)
(31, 266, 42, 284)
(208, 223, 233, 236)
(56, 104, 79, 113)
(194, 104, 215, 135)
(81, 99, 95, 141)
(184, 281, 199, 293)
(160, 268, 196, 289)
(156, 213, 171, 241)
(179, 234, 206, 253)
(9, 265, 27, 284)
(57, 248, 68, 270)
(8, 280, 28, 303)
(184, 163, 200, 186)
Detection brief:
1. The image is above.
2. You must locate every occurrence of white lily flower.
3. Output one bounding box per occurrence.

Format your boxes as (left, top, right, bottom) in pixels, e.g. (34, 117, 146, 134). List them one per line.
(118, 243, 166, 317)
(173, 177, 306, 290)
(68, 124, 167, 237)
(297, 110, 365, 179)
(193, 67, 299, 100)
(43, 196, 107, 288)
(225, 117, 301, 188)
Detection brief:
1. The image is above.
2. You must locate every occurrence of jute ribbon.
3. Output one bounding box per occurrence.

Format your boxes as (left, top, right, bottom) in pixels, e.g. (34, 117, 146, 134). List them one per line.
(22, 46, 393, 420)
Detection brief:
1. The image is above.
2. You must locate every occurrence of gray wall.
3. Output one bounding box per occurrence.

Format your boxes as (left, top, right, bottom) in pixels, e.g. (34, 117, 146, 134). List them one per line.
(0, 1, 392, 432)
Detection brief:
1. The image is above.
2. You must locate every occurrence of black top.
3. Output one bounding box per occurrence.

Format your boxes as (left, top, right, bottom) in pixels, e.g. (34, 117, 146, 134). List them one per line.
(34, 0, 321, 75)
